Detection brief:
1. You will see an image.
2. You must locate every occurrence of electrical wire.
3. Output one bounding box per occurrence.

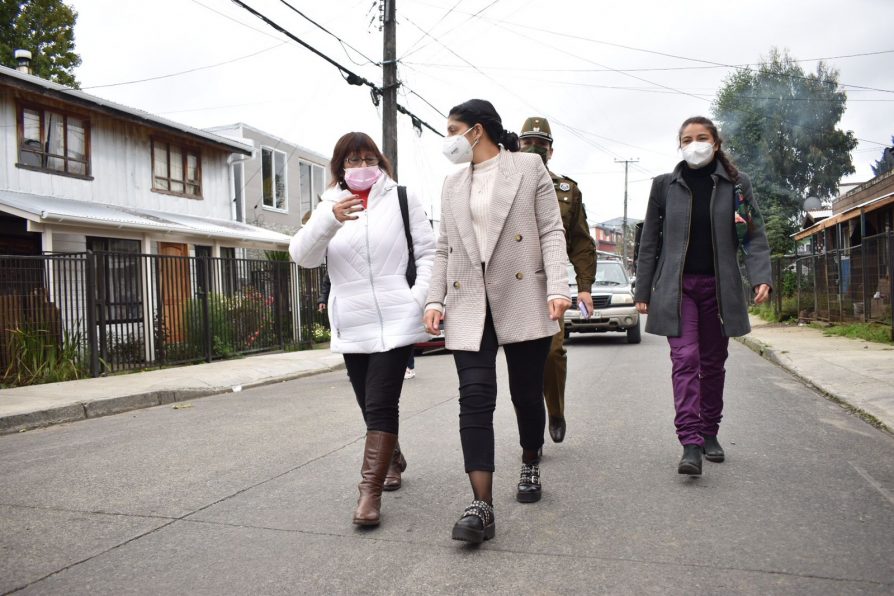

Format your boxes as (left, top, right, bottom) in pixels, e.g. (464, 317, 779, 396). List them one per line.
(81, 43, 288, 90)
(402, 48, 894, 74)
(276, 0, 381, 66)
(229, 0, 443, 137)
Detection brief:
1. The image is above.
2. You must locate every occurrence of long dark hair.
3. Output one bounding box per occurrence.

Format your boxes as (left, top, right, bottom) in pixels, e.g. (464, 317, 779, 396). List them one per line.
(678, 116, 739, 183)
(328, 132, 394, 188)
(448, 99, 519, 151)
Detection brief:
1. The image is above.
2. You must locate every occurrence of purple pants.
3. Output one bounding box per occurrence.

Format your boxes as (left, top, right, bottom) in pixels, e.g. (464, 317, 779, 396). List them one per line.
(667, 274, 729, 446)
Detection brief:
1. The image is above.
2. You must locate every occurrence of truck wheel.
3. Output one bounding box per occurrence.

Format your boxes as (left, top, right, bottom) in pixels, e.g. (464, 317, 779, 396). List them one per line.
(626, 321, 641, 344)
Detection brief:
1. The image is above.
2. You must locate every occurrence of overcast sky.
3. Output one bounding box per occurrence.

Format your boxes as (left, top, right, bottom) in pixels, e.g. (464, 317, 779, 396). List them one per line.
(69, 0, 893, 225)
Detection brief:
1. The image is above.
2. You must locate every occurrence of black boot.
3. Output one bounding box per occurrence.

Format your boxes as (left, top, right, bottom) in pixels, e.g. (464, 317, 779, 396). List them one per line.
(702, 434, 725, 463)
(548, 416, 566, 443)
(516, 461, 542, 503)
(678, 444, 702, 476)
(451, 500, 495, 543)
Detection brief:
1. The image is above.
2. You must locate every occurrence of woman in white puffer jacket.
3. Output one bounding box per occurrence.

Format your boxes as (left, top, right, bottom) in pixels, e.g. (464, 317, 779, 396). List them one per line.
(289, 132, 435, 528)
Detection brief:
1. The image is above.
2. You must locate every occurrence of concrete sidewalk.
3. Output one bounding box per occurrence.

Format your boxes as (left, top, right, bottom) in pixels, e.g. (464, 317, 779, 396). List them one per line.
(0, 348, 344, 435)
(737, 315, 894, 432)
(2, 315, 893, 436)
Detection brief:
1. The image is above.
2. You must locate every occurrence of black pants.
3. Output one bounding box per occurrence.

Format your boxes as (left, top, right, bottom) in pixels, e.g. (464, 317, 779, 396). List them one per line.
(343, 344, 413, 435)
(452, 307, 552, 472)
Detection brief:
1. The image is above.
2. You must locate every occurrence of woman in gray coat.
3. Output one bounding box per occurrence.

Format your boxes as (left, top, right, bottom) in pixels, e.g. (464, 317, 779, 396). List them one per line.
(634, 116, 772, 476)
(423, 99, 570, 543)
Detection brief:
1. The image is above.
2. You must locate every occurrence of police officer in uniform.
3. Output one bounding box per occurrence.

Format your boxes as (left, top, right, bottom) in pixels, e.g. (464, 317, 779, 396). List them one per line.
(519, 117, 596, 443)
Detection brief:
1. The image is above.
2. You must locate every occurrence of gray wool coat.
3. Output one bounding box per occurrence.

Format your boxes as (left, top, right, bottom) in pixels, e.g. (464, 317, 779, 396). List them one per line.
(426, 149, 570, 351)
(633, 160, 772, 338)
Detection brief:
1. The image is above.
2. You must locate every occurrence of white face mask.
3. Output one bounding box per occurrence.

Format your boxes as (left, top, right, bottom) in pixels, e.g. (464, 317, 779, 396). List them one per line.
(442, 126, 479, 164)
(681, 141, 716, 168)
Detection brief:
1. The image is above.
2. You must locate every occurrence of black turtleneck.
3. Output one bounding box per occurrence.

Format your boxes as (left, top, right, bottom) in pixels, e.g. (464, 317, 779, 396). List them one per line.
(681, 159, 716, 276)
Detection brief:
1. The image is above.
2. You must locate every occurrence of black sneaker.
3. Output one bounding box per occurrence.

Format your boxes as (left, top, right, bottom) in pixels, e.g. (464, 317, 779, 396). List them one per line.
(516, 463, 542, 503)
(451, 500, 495, 543)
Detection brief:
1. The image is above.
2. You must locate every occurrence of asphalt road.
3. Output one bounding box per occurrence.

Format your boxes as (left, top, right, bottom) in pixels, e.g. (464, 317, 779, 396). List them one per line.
(1, 328, 893, 595)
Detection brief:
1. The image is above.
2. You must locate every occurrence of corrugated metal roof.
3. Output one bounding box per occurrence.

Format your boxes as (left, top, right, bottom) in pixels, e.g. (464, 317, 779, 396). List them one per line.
(793, 192, 894, 241)
(1, 66, 251, 155)
(0, 190, 292, 248)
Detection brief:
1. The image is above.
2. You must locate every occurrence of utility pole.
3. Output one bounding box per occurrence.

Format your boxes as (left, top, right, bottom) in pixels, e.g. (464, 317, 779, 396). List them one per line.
(614, 158, 639, 270)
(382, 0, 398, 180)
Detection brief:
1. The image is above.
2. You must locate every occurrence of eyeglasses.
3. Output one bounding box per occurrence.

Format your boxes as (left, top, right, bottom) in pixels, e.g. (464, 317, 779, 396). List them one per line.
(344, 156, 379, 167)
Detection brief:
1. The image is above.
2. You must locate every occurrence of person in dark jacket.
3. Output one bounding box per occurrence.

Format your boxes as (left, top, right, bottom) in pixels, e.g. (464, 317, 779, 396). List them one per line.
(634, 116, 772, 476)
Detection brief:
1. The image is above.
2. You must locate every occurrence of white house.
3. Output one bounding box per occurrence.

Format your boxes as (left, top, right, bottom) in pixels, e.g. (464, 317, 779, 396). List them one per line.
(0, 64, 307, 373)
(206, 122, 329, 236)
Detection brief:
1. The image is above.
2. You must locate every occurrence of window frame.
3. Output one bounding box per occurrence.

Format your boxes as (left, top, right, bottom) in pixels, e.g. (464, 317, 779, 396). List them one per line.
(150, 137, 203, 199)
(87, 237, 143, 325)
(260, 145, 288, 213)
(299, 160, 326, 220)
(15, 100, 92, 180)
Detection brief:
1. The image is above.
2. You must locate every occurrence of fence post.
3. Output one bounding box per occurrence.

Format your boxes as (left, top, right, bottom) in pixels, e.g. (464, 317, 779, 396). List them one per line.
(84, 251, 100, 378)
(861, 238, 870, 324)
(201, 255, 213, 363)
(774, 258, 783, 317)
(889, 232, 894, 341)
(276, 261, 286, 351)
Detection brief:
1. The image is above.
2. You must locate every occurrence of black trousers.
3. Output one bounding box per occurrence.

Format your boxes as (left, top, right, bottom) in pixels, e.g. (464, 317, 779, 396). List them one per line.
(452, 307, 552, 472)
(343, 344, 413, 435)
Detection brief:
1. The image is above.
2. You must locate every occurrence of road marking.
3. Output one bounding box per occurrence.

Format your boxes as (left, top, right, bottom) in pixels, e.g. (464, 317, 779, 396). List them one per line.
(849, 461, 894, 507)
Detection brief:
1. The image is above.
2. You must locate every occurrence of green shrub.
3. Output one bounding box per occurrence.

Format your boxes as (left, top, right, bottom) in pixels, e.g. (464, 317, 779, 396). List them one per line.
(3, 326, 88, 387)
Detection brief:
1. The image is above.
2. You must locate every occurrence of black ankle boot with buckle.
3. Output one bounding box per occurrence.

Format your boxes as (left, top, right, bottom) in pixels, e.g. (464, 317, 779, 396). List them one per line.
(516, 462, 542, 503)
(451, 500, 495, 543)
(701, 434, 725, 462)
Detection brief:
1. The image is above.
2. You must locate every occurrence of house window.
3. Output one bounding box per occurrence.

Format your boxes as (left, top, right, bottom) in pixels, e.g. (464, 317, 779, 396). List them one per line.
(87, 237, 142, 323)
(261, 147, 287, 210)
(299, 161, 325, 219)
(17, 103, 90, 177)
(152, 139, 201, 197)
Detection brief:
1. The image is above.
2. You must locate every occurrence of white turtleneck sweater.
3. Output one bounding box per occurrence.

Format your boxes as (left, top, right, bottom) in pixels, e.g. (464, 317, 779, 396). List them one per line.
(469, 152, 500, 260)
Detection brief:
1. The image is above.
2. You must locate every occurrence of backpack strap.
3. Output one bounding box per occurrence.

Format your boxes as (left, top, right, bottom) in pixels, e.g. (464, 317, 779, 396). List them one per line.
(397, 185, 416, 287)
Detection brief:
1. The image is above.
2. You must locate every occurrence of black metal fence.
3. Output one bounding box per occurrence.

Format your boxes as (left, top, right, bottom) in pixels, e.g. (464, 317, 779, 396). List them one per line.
(767, 232, 893, 336)
(0, 252, 327, 383)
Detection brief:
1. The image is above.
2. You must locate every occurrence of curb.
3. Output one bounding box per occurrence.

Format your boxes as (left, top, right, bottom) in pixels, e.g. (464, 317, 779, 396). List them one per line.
(0, 362, 346, 436)
(735, 335, 892, 434)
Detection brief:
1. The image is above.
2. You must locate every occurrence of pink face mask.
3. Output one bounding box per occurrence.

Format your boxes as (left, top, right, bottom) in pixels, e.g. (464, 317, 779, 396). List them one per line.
(343, 165, 383, 191)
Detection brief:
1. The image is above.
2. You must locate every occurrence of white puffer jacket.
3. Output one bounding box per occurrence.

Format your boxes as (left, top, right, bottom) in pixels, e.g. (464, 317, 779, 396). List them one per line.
(289, 175, 435, 354)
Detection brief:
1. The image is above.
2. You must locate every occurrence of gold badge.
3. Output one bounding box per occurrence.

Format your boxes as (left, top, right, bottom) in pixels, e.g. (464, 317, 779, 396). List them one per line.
(559, 182, 571, 191)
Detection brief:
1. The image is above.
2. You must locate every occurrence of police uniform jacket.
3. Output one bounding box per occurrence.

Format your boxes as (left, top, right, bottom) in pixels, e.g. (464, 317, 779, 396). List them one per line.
(426, 149, 570, 351)
(551, 172, 596, 292)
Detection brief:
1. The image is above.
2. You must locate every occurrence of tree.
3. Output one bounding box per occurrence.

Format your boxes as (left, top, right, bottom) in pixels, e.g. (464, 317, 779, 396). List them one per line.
(0, 0, 81, 88)
(712, 48, 857, 255)
(870, 138, 894, 177)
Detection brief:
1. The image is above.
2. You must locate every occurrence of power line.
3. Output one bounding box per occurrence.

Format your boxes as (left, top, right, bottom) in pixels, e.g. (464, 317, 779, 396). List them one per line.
(449, 15, 892, 148)
(229, 0, 443, 137)
(399, 0, 504, 62)
(478, 16, 894, 94)
(275, 0, 381, 66)
(403, 48, 894, 74)
(81, 43, 288, 90)
(400, 0, 465, 59)
(399, 15, 656, 177)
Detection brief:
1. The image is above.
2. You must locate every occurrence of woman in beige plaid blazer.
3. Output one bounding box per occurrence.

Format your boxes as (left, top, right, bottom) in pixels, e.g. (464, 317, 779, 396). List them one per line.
(423, 99, 571, 544)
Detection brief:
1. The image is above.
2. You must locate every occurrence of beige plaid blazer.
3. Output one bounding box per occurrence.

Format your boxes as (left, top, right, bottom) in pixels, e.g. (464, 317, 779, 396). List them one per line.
(427, 149, 570, 351)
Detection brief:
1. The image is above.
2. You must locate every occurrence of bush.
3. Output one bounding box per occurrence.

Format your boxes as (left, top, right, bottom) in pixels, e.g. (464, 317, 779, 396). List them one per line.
(312, 322, 330, 343)
(3, 326, 88, 387)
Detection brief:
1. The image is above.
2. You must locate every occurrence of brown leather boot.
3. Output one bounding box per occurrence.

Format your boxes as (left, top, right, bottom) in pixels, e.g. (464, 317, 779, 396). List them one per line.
(353, 431, 398, 526)
(383, 441, 407, 491)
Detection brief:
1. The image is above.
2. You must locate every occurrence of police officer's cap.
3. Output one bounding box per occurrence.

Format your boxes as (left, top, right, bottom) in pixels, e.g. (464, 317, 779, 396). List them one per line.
(519, 117, 553, 143)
